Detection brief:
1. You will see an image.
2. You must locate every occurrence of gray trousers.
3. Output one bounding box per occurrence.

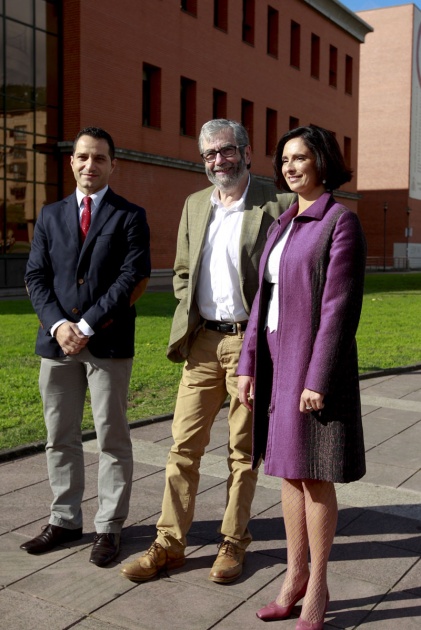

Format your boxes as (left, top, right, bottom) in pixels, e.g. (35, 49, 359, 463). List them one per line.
(39, 348, 133, 533)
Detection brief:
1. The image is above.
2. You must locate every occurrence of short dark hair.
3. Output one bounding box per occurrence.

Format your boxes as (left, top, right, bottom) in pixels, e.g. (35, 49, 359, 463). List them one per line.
(73, 126, 116, 160)
(273, 124, 352, 192)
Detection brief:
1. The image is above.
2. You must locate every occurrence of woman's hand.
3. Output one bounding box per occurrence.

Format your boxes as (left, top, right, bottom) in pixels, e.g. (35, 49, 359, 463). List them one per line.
(238, 375, 255, 411)
(300, 388, 325, 414)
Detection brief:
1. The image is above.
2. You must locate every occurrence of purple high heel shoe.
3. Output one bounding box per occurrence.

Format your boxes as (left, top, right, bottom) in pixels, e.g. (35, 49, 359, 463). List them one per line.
(256, 579, 309, 621)
(295, 591, 329, 630)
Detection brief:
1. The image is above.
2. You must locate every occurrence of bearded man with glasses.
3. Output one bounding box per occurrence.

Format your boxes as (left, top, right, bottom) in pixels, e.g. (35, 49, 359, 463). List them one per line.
(121, 119, 295, 585)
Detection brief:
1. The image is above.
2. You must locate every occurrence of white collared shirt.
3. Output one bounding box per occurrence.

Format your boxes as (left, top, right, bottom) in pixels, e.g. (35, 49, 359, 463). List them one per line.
(196, 177, 250, 322)
(264, 219, 294, 332)
(75, 185, 108, 223)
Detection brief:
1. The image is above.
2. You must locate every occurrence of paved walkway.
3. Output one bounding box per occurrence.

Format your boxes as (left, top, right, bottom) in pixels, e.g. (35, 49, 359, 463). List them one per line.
(1, 370, 420, 629)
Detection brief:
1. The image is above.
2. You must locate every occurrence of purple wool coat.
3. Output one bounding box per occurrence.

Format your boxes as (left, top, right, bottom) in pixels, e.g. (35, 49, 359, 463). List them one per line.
(237, 193, 367, 483)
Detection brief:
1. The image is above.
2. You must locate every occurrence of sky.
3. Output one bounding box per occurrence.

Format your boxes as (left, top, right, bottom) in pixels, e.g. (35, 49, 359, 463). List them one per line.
(341, 0, 418, 12)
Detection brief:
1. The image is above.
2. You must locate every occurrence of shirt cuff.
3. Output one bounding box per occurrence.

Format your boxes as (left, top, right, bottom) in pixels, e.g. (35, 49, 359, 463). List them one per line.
(77, 318, 95, 337)
(50, 318, 67, 337)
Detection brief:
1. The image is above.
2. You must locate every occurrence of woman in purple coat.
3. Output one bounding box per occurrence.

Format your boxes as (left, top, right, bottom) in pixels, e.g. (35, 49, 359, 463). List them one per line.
(237, 125, 366, 630)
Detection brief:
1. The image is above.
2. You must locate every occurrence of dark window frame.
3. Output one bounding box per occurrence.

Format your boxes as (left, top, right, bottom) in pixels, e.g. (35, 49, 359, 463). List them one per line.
(180, 76, 197, 137)
(329, 45, 338, 87)
(290, 21, 300, 69)
(242, 0, 255, 46)
(214, 0, 228, 31)
(267, 6, 279, 58)
(142, 63, 161, 129)
(241, 98, 254, 145)
(311, 33, 320, 79)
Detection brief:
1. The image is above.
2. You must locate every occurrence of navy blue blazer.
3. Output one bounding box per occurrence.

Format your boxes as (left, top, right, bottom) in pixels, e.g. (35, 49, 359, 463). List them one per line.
(25, 188, 151, 359)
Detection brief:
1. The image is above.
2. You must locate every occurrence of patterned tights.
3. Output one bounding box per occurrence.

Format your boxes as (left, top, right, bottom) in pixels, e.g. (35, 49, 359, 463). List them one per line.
(276, 478, 338, 623)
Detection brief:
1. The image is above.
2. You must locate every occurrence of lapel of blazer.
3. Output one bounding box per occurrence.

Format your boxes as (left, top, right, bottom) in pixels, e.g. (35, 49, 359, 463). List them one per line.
(63, 193, 82, 251)
(189, 187, 213, 296)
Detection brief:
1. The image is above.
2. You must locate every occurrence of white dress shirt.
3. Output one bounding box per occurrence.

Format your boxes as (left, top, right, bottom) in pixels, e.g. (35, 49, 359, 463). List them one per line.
(196, 177, 250, 322)
(264, 219, 294, 332)
(50, 186, 109, 338)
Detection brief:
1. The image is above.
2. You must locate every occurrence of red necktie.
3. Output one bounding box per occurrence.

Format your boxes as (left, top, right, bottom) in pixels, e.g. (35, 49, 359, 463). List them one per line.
(81, 196, 92, 241)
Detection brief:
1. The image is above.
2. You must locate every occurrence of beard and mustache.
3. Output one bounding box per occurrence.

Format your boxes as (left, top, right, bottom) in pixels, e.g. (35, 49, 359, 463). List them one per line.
(205, 154, 248, 192)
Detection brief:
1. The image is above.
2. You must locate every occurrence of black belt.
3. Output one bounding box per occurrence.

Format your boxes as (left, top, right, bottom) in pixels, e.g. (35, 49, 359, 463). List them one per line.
(204, 320, 248, 334)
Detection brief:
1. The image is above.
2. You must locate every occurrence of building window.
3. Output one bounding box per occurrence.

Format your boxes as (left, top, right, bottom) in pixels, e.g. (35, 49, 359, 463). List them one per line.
(13, 147, 27, 160)
(12, 126, 28, 142)
(10, 186, 26, 200)
(180, 77, 196, 137)
(214, 0, 228, 31)
(345, 55, 353, 95)
(266, 108, 277, 155)
(181, 0, 197, 16)
(311, 33, 320, 79)
(142, 64, 161, 128)
(289, 116, 299, 130)
(241, 99, 254, 145)
(344, 136, 352, 169)
(1, 2, 60, 261)
(8, 162, 28, 181)
(213, 89, 227, 119)
(290, 21, 300, 68)
(329, 45, 338, 87)
(267, 7, 278, 57)
(242, 0, 255, 46)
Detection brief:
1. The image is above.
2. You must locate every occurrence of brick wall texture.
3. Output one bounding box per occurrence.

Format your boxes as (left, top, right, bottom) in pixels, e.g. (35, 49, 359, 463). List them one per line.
(60, 0, 364, 269)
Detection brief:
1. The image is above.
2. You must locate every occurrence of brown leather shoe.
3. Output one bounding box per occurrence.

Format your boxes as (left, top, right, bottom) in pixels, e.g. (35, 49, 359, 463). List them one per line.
(120, 541, 185, 582)
(89, 533, 120, 567)
(208, 540, 245, 583)
(20, 524, 83, 554)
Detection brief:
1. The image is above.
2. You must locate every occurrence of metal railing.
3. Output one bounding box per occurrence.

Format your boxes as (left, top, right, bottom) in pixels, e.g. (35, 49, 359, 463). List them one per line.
(366, 256, 421, 271)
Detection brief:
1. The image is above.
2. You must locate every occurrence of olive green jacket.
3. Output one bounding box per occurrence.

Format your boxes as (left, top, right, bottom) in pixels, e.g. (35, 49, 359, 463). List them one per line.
(167, 175, 296, 362)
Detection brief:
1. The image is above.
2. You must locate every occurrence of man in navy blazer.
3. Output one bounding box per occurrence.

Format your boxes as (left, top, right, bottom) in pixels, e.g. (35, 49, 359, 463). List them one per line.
(22, 126, 151, 566)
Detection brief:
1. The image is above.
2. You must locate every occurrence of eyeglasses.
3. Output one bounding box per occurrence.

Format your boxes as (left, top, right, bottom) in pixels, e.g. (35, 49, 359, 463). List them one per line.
(200, 144, 246, 163)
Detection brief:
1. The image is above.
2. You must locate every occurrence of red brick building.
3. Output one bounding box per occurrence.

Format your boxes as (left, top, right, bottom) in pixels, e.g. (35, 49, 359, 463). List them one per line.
(357, 4, 421, 269)
(0, 0, 372, 287)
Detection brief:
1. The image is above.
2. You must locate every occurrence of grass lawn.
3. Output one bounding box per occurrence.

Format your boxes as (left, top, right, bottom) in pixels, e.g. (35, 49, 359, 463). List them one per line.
(0, 272, 420, 451)
(357, 273, 421, 372)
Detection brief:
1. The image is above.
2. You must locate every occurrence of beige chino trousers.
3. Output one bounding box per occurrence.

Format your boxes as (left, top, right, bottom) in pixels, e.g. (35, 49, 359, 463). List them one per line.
(156, 327, 258, 552)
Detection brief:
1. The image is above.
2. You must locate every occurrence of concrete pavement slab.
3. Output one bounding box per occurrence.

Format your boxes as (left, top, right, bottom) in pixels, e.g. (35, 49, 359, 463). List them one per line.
(335, 480, 421, 520)
(0, 454, 49, 495)
(402, 469, 421, 493)
(336, 508, 421, 554)
(361, 372, 421, 395)
(394, 557, 421, 594)
(0, 589, 84, 630)
(329, 538, 417, 587)
(12, 549, 136, 615)
(364, 423, 421, 470)
(362, 459, 416, 488)
(89, 577, 244, 630)
(0, 532, 89, 588)
(0, 369, 420, 629)
(359, 589, 421, 629)
(362, 407, 421, 444)
(360, 394, 421, 414)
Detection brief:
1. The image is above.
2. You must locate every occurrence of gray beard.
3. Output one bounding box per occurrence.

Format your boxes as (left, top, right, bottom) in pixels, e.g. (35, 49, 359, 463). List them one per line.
(206, 159, 248, 192)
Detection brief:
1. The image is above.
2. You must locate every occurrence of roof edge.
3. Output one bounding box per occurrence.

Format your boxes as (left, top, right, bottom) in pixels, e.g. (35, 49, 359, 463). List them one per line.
(303, 0, 374, 42)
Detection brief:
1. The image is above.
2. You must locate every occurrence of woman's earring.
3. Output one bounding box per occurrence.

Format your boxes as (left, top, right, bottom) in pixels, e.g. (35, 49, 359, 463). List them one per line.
(322, 179, 327, 184)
